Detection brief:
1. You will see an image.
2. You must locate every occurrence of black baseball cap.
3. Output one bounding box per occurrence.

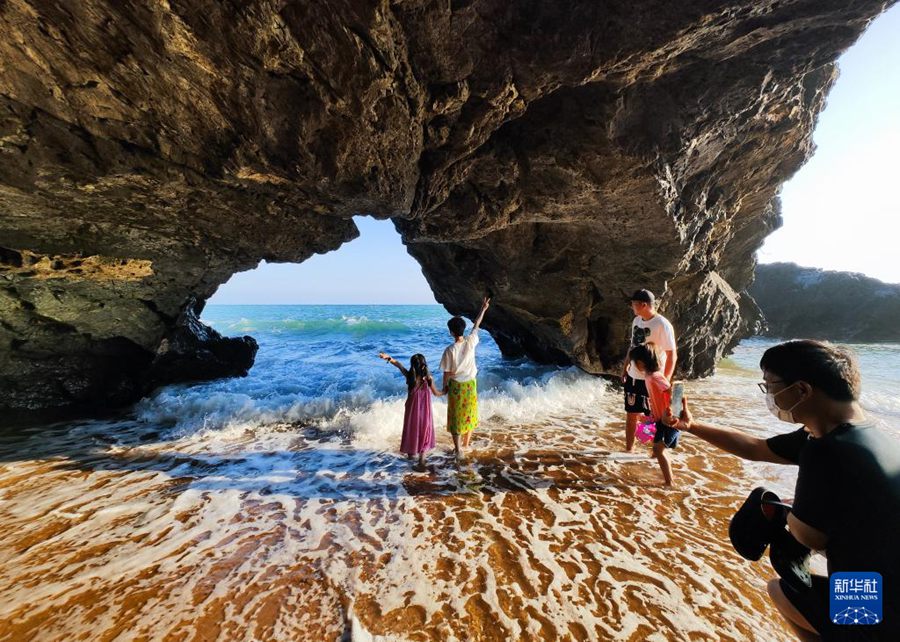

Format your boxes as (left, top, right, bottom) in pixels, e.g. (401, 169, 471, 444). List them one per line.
(630, 289, 655, 304)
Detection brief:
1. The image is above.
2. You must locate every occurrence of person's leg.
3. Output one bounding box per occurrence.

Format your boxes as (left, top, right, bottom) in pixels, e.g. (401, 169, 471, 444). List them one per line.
(447, 380, 461, 458)
(461, 380, 476, 449)
(415, 452, 427, 471)
(625, 412, 638, 451)
(766, 579, 821, 641)
(623, 376, 647, 452)
(653, 442, 673, 486)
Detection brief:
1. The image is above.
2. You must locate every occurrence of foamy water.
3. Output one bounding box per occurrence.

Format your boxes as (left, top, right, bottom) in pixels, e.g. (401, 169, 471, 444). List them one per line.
(1, 306, 898, 641)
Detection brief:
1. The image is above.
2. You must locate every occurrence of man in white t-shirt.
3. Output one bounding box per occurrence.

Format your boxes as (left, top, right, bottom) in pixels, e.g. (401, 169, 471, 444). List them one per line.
(621, 289, 677, 451)
(441, 297, 490, 460)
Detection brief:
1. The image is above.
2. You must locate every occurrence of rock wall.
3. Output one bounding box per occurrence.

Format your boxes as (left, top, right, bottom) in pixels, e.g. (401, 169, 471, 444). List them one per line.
(0, 0, 894, 411)
(751, 263, 900, 341)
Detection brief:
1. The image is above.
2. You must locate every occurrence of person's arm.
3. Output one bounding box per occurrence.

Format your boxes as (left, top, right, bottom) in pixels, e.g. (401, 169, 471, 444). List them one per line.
(472, 297, 490, 332)
(676, 397, 795, 464)
(663, 349, 677, 381)
(428, 376, 445, 397)
(662, 320, 677, 380)
(650, 379, 680, 426)
(645, 376, 667, 421)
(623, 320, 636, 382)
(378, 352, 408, 376)
(787, 439, 831, 551)
(439, 347, 454, 392)
(787, 514, 828, 551)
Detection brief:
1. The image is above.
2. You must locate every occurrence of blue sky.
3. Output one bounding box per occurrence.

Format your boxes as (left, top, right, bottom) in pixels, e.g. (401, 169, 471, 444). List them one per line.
(212, 217, 438, 304)
(757, 3, 900, 282)
(210, 4, 900, 305)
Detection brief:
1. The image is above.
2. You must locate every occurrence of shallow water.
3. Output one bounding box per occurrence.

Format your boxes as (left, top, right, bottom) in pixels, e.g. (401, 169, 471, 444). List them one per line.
(1, 306, 897, 641)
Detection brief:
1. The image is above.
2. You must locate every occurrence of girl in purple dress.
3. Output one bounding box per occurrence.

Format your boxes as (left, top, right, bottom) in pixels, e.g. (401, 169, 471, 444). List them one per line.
(378, 352, 444, 471)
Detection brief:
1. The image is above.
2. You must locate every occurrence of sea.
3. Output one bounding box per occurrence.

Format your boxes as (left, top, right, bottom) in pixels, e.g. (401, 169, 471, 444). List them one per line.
(0, 304, 898, 641)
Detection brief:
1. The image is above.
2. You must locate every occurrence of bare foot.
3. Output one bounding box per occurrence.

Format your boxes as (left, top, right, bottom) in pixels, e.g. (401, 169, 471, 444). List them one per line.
(413, 462, 428, 473)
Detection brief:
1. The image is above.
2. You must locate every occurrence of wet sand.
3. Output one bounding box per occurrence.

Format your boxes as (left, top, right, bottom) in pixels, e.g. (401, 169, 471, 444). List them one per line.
(0, 383, 801, 642)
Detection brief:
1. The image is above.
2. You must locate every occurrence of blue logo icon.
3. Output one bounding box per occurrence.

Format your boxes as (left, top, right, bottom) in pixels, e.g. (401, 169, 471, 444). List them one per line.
(830, 572, 883, 625)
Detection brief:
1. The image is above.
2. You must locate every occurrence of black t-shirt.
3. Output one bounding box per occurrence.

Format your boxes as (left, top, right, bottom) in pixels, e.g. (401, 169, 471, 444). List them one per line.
(767, 423, 900, 625)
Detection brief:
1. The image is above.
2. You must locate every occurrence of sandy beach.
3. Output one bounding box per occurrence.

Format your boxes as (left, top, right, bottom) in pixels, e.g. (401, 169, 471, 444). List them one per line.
(0, 391, 799, 641)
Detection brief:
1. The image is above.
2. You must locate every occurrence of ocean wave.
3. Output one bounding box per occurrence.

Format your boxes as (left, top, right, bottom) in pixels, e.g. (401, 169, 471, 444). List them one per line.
(134, 369, 616, 449)
(211, 315, 413, 336)
(862, 390, 900, 421)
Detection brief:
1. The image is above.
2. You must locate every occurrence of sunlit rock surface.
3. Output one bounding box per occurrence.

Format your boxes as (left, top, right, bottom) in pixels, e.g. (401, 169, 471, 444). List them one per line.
(0, 0, 893, 411)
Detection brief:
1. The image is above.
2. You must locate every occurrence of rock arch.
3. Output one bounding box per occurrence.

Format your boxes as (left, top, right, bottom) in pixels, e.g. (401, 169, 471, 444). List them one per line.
(0, 0, 891, 411)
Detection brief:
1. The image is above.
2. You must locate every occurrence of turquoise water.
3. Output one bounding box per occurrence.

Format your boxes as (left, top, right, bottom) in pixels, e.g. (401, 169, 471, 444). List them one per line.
(133, 305, 900, 437)
(136, 305, 574, 435)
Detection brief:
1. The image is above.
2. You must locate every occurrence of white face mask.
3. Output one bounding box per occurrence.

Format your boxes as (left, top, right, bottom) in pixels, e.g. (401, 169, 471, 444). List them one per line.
(765, 383, 806, 423)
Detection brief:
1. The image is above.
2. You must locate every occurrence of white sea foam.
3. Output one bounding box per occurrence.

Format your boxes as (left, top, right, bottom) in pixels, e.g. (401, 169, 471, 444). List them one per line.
(863, 390, 900, 422)
(135, 368, 615, 447)
(0, 390, 842, 641)
(4, 311, 900, 640)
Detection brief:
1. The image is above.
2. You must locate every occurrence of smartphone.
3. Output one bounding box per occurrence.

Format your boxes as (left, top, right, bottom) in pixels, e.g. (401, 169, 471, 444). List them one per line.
(670, 382, 684, 419)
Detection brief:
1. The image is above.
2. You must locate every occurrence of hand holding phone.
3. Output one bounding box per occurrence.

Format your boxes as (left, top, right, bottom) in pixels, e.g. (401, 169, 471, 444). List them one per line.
(670, 382, 684, 420)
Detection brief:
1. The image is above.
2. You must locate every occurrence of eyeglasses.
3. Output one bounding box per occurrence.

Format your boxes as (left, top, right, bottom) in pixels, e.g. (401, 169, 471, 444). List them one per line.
(757, 380, 785, 394)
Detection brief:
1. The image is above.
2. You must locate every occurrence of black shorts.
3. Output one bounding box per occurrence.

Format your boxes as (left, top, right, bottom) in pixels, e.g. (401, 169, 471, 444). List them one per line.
(781, 576, 898, 640)
(623, 375, 650, 414)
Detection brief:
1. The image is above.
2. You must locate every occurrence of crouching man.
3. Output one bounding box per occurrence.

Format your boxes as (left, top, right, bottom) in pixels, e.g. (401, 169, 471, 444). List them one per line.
(676, 340, 900, 640)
